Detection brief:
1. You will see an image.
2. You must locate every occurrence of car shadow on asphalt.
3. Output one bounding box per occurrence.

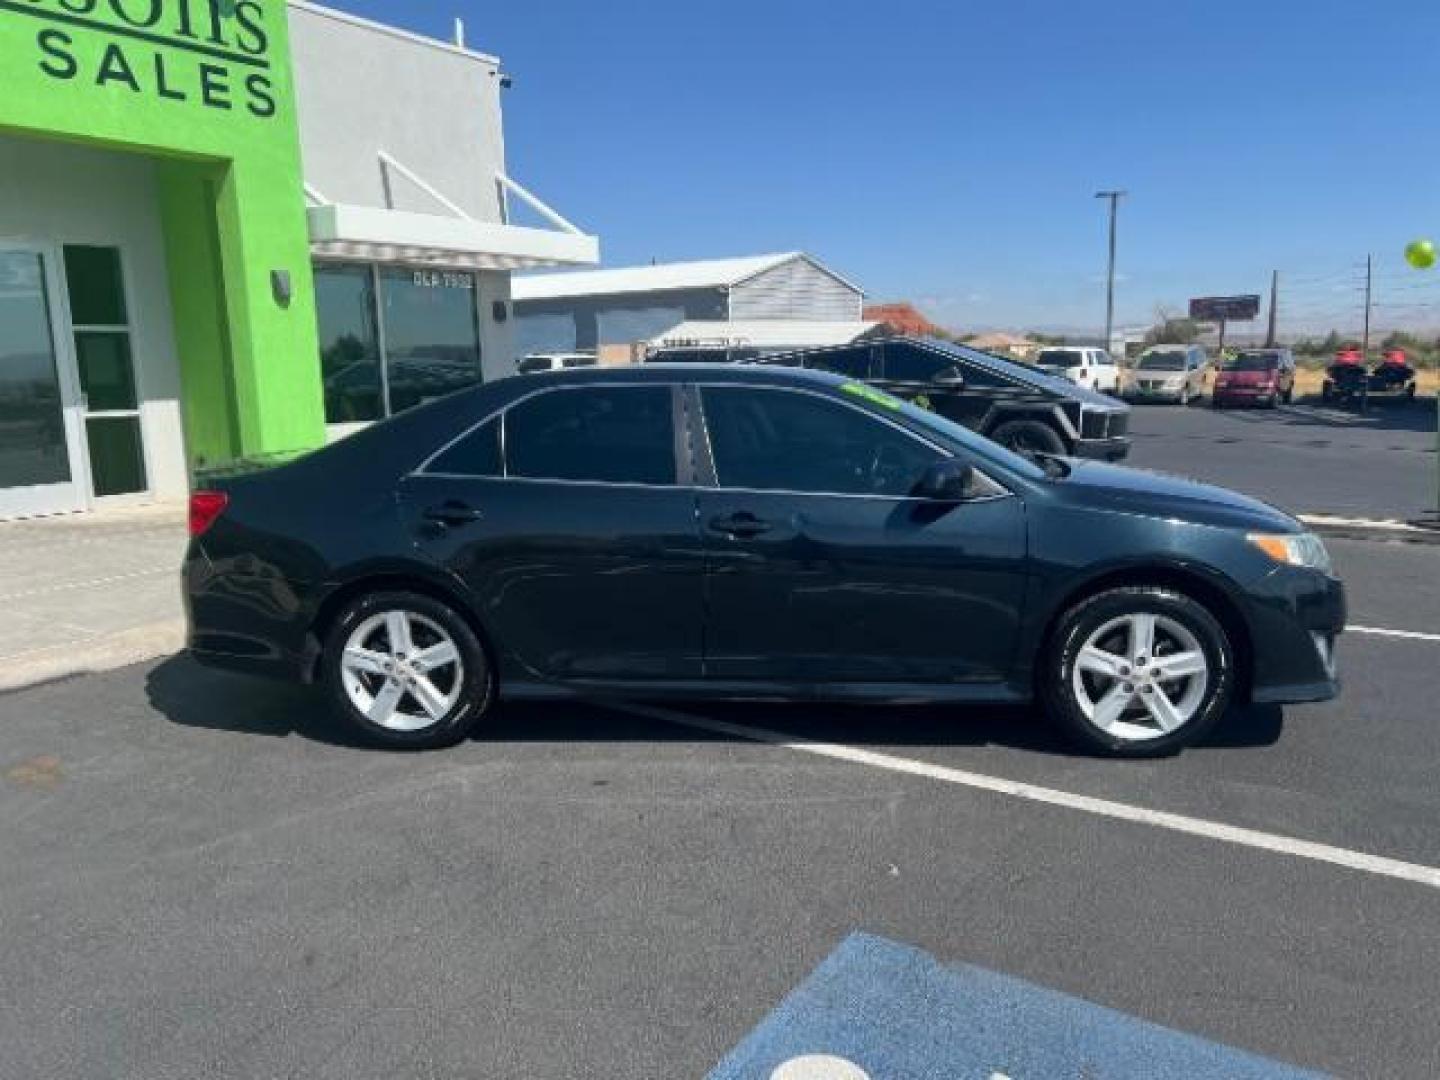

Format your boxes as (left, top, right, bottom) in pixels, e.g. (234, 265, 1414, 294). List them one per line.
(147, 654, 1286, 758)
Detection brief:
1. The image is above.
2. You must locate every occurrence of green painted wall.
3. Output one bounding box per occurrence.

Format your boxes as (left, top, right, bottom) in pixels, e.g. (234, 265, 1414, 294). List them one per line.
(0, 0, 324, 469)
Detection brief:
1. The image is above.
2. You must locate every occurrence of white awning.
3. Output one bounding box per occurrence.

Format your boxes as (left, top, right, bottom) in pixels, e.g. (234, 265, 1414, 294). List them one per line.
(308, 204, 599, 271)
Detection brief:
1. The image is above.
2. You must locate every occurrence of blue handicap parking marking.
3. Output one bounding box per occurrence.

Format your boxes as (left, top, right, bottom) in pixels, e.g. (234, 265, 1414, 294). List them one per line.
(709, 933, 1324, 1080)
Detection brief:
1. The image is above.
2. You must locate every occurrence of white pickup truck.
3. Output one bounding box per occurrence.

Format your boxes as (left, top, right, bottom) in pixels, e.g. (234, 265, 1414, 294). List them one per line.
(1033, 346, 1120, 393)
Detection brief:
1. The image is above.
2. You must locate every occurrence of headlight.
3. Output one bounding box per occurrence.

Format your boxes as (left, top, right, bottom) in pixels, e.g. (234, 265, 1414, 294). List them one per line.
(1248, 531, 1332, 573)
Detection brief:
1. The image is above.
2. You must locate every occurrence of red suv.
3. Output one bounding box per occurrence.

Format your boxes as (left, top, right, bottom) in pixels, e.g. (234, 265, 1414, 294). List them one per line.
(1212, 349, 1295, 408)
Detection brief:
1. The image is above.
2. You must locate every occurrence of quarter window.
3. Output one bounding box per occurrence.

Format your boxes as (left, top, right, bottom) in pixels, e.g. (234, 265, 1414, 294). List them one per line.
(428, 417, 501, 477)
(505, 387, 675, 485)
(701, 387, 939, 498)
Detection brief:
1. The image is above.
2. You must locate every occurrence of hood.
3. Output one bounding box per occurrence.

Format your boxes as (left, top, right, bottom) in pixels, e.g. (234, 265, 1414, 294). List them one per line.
(1048, 460, 1298, 533)
(1216, 369, 1276, 386)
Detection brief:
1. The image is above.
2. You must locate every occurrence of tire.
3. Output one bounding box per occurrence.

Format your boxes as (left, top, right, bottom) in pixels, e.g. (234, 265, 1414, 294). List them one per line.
(988, 418, 1067, 458)
(1039, 587, 1235, 758)
(322, 590, 494, 750)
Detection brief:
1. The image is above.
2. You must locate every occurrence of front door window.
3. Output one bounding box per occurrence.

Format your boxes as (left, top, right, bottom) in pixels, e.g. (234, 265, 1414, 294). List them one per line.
(63, 246, 147, 497)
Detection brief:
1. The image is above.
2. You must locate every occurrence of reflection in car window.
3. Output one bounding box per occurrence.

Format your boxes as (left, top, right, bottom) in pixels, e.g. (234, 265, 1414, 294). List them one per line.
(505, 386, 675, 485)
(428, 417, 501, 476)
(701, 387, 939, 497)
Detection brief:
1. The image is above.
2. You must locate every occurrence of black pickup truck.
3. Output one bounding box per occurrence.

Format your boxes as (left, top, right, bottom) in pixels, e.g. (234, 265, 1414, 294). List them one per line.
(757, 336, 1132, 460)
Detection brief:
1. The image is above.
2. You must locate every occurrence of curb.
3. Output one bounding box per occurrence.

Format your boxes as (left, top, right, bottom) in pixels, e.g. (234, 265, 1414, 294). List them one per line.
(0, 619, 185, 694)
(1298, 514, 1440, 546)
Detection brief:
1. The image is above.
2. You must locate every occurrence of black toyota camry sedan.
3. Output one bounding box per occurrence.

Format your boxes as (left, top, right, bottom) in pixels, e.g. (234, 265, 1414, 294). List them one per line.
(185, 364, 1343, 758)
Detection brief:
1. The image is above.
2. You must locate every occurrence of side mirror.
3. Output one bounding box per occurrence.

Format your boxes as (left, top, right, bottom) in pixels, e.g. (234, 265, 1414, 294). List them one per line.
(914, 459, 973, 502)
(934, 367, 966, 387)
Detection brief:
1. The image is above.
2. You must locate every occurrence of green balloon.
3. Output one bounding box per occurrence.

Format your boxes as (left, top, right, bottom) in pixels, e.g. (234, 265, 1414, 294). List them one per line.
(1405, 239, 1435, 269)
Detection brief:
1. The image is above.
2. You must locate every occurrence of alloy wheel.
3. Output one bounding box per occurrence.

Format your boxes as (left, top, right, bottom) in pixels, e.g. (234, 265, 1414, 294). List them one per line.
(1071, 612, 1209, 742)
(340, 610, 464, 732)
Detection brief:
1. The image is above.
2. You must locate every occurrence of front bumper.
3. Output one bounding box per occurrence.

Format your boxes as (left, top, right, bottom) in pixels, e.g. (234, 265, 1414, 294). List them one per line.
(1071, 435, 1131, 461)
(1125, 387, 1187, 402)
(1245, 567, 1345, 705)
(1213, 386, 1277, 404)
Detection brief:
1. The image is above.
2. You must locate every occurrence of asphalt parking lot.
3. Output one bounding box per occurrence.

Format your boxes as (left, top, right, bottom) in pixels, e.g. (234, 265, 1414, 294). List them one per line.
(2, 534, 1437, 1079)
(1125, 397, 1437, 520)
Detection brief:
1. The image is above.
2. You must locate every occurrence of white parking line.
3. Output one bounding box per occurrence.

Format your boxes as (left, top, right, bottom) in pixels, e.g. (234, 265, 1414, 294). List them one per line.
(617, 703, 1440, 890)
(1350, 624, 1440, 643)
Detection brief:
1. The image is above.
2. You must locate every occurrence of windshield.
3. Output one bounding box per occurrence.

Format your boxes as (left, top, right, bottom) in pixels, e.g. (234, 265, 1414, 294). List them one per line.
(1223, 353, 1279, 372)
(837, 380, 1046, 481)
(1137, 352, 1187, 371)
(1036, 350, 1083, 367)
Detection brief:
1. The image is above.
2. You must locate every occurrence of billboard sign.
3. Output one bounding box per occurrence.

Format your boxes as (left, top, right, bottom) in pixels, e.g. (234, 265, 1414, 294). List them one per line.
(1189, 295, 1261, 321)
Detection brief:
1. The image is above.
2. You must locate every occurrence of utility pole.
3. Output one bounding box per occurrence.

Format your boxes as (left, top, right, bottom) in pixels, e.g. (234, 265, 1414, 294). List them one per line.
(1265, 270, 1279, 347)
(1095, 190, 1126, 353)
(1360, 254, 1373, 413)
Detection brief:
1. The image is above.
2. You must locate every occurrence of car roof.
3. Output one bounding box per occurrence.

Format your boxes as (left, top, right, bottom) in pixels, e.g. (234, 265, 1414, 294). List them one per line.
(500, 361, 849, 390)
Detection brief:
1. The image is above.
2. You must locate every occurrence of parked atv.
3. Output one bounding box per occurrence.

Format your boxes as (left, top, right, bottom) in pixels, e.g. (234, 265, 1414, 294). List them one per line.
(1321, 347, 1418, 405)
(1320, 346, 1365, 403)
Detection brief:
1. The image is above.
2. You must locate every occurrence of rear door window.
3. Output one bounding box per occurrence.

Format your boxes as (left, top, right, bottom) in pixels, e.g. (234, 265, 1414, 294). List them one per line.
(504, 386, 676, 485)
(881, 343, 961, 383)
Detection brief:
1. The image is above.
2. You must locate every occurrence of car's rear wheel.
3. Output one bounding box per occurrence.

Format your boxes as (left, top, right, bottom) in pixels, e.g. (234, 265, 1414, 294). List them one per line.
(1041, 587, 1234, 757)
(989, 418, 1067, 457)
(322, 590, 493, 750)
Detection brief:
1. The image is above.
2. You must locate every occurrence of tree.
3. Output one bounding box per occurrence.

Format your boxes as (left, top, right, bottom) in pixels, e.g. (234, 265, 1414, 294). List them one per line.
(1145, 307, 1202, 345)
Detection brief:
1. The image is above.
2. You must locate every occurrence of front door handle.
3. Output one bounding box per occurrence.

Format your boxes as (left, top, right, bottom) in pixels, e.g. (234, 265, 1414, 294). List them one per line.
(708, 512, 772, 538)
(423, 500, 484, 526)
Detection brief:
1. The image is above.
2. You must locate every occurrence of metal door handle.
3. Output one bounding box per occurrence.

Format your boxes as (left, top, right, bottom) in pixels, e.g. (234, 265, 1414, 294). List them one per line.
(423, 500, 484, 526)
(708, 512, 771, 538)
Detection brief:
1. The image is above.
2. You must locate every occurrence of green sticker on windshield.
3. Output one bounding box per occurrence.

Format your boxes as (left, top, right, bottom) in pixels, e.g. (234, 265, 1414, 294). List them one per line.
(841, 381, 904, 410)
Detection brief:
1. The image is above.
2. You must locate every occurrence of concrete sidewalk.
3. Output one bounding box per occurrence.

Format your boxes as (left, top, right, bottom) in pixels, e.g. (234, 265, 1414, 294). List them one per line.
(0, 503, 187, 692)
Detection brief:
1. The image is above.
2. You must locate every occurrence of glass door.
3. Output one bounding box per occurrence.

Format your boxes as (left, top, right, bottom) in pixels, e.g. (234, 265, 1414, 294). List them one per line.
(0, 244, 88, 519)
(62, 246, 148, 499)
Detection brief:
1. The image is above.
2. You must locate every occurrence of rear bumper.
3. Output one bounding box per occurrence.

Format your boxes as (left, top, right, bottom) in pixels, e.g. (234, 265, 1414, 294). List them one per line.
(184, 545, 317, 682)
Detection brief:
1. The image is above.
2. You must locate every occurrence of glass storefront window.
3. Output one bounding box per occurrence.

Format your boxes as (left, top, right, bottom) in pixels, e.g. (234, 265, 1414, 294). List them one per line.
(381, 268, 482, 415)
(315, 265, 383, 423)
(314, 264, 483, 423)
(0, 250, 72, 490)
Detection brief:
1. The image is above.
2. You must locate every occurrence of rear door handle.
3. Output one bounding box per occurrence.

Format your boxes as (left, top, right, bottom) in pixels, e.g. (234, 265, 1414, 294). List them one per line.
(708, 512, 772, 538)
(423, 500, 484, 526)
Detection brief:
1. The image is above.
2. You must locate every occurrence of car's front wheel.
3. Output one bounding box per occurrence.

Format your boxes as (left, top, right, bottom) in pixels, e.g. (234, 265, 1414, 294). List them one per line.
(322, 590, 493, 750)
(1041, 587, 1234, 757)
(989, 418, 1067, 457)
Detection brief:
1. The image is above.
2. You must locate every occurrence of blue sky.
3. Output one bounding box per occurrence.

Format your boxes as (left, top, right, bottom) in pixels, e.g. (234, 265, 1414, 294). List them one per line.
(325, 0, 1440, 335)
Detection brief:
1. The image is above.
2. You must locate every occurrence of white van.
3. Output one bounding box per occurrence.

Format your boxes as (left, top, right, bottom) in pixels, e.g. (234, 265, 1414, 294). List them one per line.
(1034, 347, 1120, 393)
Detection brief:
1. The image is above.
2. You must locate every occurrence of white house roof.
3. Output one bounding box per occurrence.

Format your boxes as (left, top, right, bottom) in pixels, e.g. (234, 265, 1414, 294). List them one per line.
(513, 252, 861, 301)
(649, 320, 883, 350)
